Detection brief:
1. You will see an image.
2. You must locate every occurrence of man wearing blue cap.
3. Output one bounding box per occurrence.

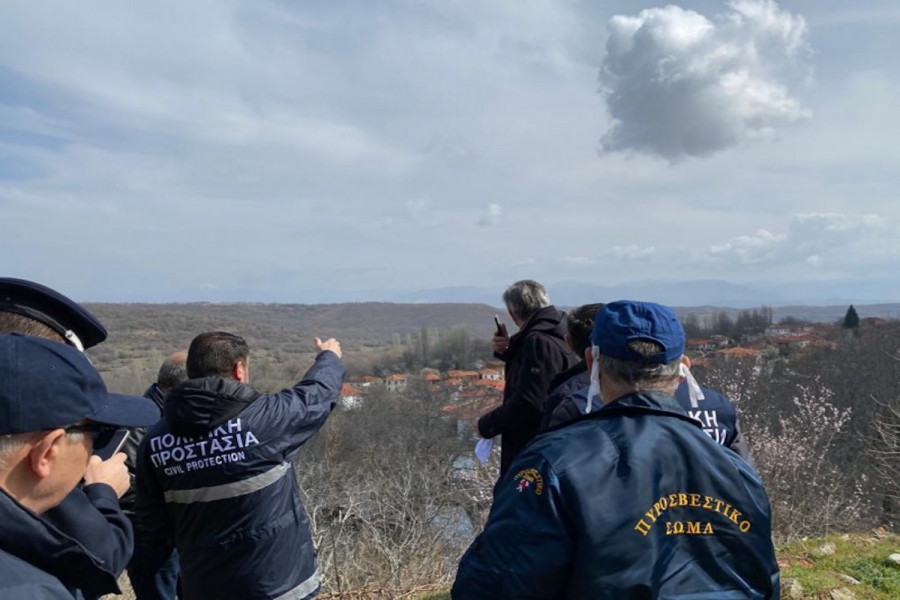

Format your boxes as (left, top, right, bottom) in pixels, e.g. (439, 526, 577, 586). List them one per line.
(453, 300, 780, 599)
(0, 334, 161, 598)
(0, 277, 141, 598)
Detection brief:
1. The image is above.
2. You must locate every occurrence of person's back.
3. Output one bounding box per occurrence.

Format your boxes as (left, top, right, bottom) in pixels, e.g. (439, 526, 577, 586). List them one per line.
(453, 301, 778, 599)
(539, 396, 773, 597)
(136, 332, 345, 600)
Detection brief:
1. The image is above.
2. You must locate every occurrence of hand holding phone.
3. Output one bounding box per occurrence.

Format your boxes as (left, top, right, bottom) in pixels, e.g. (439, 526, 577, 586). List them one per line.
(92, 429, 131, 461)
(492, 314, 509, 354)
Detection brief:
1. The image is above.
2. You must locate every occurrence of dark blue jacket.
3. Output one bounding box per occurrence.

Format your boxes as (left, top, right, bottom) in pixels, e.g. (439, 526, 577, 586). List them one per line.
(674, 381, 753, 462)
(453, 392, 779, 599)
(0, 488, 122, 599)
(540, 362, 589, 430)
(135, 350, 345, 600)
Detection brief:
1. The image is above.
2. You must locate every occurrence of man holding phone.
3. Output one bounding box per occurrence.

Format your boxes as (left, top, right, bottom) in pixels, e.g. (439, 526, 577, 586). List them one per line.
(478, 280, 576, 476)
(0, 277, 143, 598)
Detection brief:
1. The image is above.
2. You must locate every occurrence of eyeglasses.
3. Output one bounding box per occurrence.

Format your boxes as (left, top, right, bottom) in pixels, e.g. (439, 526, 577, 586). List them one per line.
(63, 422, 120, 448)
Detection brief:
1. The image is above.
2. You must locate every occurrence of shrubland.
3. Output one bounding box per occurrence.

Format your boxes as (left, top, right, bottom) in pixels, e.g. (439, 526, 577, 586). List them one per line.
(85, 305, 900, 598)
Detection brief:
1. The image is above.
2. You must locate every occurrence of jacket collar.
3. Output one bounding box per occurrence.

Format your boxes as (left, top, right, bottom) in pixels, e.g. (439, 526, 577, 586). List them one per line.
(0, 489, 118, 596)
(165, 376, 261, 437)
(596, 391, 700, 425)
(505, 305, 566, 355)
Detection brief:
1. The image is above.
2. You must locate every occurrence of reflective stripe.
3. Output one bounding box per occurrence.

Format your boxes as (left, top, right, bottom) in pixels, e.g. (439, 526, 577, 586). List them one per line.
(164, 462, 291, 504)
(273, 569, 320, 600)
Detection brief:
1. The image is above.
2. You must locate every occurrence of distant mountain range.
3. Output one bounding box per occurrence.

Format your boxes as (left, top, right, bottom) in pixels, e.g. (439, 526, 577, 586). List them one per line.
(388, 279, 900, 311)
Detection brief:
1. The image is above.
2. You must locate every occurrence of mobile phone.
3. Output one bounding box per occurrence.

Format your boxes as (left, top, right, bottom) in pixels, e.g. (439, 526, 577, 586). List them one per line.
(493, 314, 503, 334)
(93, 429, 131, 461)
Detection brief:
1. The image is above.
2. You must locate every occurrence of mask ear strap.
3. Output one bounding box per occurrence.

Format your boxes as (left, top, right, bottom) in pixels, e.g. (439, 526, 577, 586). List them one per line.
(586, 346, 601, 414)
(64, 330, 85, 352)
(679, 362, 704, 408)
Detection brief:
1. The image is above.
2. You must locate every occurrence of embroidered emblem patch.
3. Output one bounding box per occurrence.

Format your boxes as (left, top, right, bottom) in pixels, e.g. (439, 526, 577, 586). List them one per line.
(513, 468, 544, 496)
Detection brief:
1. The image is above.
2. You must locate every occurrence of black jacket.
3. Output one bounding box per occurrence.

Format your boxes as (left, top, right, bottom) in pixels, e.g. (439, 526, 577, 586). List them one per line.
(478, 306, 576, 475)
(135, 350, 345, 600)
(120, 383, 166, 514)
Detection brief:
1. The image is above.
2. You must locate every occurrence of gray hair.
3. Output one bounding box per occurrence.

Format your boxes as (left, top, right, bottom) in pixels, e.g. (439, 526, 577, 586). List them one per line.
(598, 339, 681, 394)
(0, 433, 30, 464)
(503, 280, 551, 322)
(157, 353, 188, 392)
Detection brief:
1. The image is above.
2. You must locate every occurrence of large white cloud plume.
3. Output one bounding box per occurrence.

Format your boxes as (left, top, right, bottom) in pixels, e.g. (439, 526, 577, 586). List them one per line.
(599, 0, 811, 160)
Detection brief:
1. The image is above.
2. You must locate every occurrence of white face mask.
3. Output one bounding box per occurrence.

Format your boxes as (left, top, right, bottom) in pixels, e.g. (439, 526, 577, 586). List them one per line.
(679, 362, 705, 407)
(585, 346, 602, 414)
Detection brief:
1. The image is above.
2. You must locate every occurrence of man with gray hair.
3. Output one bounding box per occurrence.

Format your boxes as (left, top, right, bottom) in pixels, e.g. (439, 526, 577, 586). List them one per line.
(122, 351, 188, 600)
(0, 334, 160, 598)
(0, 277, 140, 598)
(454, 300, 779, 599)
(478, 280, 576, 476)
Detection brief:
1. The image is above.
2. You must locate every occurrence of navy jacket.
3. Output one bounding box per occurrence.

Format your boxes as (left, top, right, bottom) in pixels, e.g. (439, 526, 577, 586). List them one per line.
(0, 489, 122, 599)
(674, 381, 753, 462)
(454, 392, 779, 599)
(135, 350, 345, 600)
(540, 362, 589, 430)
(479, 306, 576, 475)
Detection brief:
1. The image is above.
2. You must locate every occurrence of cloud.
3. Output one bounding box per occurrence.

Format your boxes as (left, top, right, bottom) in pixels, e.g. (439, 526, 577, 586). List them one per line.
(599, 0, 811, 160)
(605, 245, 657, 260)
(707, 213, 889, 266)
(477, 203, 503, 227)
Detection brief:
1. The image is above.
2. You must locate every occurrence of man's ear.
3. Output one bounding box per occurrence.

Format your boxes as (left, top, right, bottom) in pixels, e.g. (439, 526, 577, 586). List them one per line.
(29, 429, 65, 480)
(233, 359, 249, 383)
(584, 347, 593, 371)
(681, 355, 692, 369)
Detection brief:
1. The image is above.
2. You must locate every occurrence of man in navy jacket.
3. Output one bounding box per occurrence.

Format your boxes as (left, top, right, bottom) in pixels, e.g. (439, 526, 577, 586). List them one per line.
(135, 331, 345, 600)
(453, 301, 779, 599)
(0, 278, 141, 598)
(0, 335, 160, 599)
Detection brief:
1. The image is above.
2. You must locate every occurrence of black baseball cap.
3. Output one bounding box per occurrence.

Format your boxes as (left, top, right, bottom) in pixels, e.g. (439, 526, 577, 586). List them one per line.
(0, 334, 160, 435)
(0, 278, 107, 350)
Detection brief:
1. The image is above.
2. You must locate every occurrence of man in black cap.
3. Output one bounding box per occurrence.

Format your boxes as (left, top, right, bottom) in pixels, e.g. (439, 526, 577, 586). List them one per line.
(0, 277, 139, 597)
(0, 334, 160, 598)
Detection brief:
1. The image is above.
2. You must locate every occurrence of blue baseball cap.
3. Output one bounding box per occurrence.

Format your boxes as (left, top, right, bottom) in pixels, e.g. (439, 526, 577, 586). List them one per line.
(0, 334, 161, 435)
(0, 278, 107, 350)
(590, 300, 685, 364)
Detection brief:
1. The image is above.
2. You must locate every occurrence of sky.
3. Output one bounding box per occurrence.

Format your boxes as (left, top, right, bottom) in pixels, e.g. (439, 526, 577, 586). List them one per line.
(1, 0, 899, 303)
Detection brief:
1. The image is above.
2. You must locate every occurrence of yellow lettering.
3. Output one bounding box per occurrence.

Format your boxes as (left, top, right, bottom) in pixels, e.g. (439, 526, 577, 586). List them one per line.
(703, 496, 713, 509)
(713, 498, 725, 513)
(678, 493, 688, 507)
(652, 501, 663, 517)
(635, 519, 651, 536)
(687, 522, 701, 534)
(723, 503, 734, 519)
(730, 508, 742, 524)
(703, 522, 714, 534)
(690, 493, 701, 507)
(668, 493, 679, 507)
(659, 497, 668, 511)
(739, 521, 751, 533)
(665, 521, 673, 535)
(644, 509, 657, 523)
(673, 521, 685, 534)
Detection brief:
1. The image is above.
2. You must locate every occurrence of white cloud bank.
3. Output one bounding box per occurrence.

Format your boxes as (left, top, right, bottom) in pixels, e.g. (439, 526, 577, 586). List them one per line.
(599, 0, 811, 160)
(707, 213, 889, 266)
